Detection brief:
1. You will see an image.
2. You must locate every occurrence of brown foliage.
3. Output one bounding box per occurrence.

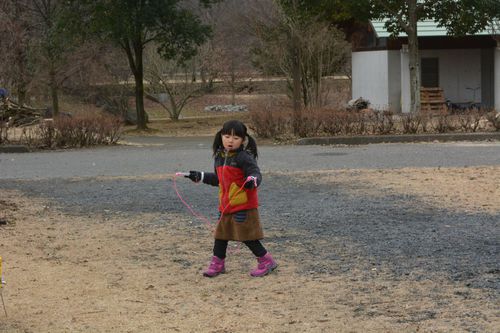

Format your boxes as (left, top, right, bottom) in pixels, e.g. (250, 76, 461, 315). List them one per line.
(401, 113, 422, 134)
(372, 111, 395, 135)
(48, 114, 123, 148)
(250, 103, 498, 139)
(1, 114, 125, 149)
(248, 99, 292, 139)
(485, 111, 500, 131)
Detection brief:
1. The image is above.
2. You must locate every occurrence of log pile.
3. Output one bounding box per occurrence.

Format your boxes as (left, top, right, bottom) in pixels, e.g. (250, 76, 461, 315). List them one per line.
(0, 99, 45, 127)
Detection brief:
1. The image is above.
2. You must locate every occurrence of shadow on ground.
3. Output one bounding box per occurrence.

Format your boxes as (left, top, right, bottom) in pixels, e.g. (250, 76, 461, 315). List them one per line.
(0, 174, 498, 293)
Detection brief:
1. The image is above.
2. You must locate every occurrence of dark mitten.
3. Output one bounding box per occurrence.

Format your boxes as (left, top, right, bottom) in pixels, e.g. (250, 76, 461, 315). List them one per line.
(244, 176, 258, 189)
(185, 170, 202, 183)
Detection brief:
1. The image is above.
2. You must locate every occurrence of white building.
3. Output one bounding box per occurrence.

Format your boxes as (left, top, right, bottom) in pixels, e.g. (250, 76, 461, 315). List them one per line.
(351, 20, 499, 113)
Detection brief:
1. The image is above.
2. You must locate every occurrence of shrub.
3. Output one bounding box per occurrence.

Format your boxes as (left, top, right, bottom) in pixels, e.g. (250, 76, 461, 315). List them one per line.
(420, 113, 431, 133)
(349, 111, 369, 135)
(321, 110, 345, 136)
(35, 114, 123, 148)
(249, 100, 292, 138)
(372, 110, 395, 135)
(0, 121, 8, 144)
(37, 120, 56, 147)
(249, 101, 498, 140)
(340, 111, 362, 135)
(456, 108, 484, 132)
(432, 110, 454, 133)
(294, 108, 323, 137)
(401, 113, 422, 134)
(485, 110, 500, 131)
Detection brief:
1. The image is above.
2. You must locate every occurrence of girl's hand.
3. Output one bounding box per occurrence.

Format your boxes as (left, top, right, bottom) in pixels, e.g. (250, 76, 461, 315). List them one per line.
(244, 176, 258, 189)
(186, 171, 202, 183)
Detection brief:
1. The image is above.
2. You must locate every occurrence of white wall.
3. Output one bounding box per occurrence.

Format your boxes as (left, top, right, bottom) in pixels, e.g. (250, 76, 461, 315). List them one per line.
(352, 51, 390, 110)
(495, 47, 500, 111)
(354, 47, 489, 113)
(419, 49, 482, 103)
(387, 50, 402, 112)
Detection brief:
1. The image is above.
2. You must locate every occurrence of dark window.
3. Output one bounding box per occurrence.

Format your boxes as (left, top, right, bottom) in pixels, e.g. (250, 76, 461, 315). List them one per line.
(421, 58, 439, 87)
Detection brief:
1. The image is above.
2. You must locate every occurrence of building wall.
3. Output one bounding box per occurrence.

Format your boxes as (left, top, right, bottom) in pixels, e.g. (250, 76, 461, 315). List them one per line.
(495, 47, 500, 111)
(354, 47, 494, 113)
(481, 48, 495, 108)
(352, 51, 390, 110)
(387, 50, 402, 112)
(419, 49, 482, 103)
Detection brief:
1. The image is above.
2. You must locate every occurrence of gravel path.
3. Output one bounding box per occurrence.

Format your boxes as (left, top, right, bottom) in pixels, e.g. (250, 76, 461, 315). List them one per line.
(1, 137, 499, 179)
(1, 138, 499, 293)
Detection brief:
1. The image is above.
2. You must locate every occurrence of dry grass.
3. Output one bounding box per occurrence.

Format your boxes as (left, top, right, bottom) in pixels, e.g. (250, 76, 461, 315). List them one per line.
(0, 166, 499, 332)
(293, 166, 500, 215)
(124, 93, 284, 137)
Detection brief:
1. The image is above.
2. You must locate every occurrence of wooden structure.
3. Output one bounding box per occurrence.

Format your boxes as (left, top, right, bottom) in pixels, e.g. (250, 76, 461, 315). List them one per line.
(420, 87, 446, 113)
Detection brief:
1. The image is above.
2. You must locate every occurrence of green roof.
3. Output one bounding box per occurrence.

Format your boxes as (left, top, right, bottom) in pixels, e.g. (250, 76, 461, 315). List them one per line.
(371, 20, 496, 38)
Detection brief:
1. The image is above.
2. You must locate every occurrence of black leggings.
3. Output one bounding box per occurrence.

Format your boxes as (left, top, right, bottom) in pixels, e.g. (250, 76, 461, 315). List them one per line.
(213, 239, 267, 259)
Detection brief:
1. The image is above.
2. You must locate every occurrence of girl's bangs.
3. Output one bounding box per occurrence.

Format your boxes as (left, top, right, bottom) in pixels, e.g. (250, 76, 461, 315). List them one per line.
(221, 120, 246, 137)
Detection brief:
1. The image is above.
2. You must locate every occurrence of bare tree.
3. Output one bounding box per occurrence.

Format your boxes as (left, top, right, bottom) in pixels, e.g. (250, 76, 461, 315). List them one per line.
(298, 21, 349, 107)
(0, 1, 34, 105)
(0, 1, 126, 115)
(250, 1, 349, 107)
(144, 45, 204, 121)
(193, 0, 259, 101)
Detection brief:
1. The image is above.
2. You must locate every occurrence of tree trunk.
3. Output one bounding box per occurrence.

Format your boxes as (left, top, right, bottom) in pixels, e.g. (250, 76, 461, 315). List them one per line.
(49, 66, 59, 116)
(133, 41, 147, 130)
(16, 48, 29, 106)
(301, 72, 309, 107)
(169, 95, 179, 121)
(14, 2, 29, 106)
(291, 33, 302, 134)
(17, 83, 27, 107)
(201, 67, 207, 85)
(230, 59, 236, 105)
(407, 0, 421, 113)
(191, 57, 197, 82)
(315, 53, 323, 107)
(289, 0, 302, 134)
(292, 50, 302, 131)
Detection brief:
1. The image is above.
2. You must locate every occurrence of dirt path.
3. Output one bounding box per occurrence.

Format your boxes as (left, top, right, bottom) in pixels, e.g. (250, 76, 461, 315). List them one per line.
(0, 167, 498, 332)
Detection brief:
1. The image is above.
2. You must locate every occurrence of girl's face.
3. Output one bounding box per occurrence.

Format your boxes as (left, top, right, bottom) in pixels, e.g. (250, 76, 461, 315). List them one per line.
(222, 131, 244, 151)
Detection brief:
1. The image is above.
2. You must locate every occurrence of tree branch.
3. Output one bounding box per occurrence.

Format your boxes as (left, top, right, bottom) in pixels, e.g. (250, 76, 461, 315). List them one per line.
(120, 39, 137, 75)
(375, 0, 410, 33)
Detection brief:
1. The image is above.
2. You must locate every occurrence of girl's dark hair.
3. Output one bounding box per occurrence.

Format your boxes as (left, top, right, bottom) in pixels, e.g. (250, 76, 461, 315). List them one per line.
(212, 120, 258, 159)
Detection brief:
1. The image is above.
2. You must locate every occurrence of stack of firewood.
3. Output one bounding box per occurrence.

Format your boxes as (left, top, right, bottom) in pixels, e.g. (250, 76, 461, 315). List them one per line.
(0, 99, 45, 126)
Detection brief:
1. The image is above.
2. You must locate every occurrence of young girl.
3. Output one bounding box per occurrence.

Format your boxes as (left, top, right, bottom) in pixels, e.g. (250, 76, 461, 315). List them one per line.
(185, 120, 278, 277)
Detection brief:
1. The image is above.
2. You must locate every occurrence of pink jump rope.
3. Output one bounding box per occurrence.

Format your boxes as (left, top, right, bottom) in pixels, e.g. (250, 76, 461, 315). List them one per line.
(172, 172, 257, 252)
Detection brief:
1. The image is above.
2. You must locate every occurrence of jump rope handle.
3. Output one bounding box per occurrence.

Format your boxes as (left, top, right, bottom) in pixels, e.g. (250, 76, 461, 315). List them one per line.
(175, 172, 190, 177)
(246, 176, 258, 187)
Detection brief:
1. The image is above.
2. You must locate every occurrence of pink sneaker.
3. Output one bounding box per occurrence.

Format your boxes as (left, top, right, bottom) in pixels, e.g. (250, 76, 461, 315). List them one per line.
(203, 256, 225, 277)
(250, 253, 278, 277)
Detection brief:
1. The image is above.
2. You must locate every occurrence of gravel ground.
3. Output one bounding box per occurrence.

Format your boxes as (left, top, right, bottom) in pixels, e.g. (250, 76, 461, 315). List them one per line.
(1, 138, 499, 332)
(1, 138, 499, 291)
(1, 137, 500, 179)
